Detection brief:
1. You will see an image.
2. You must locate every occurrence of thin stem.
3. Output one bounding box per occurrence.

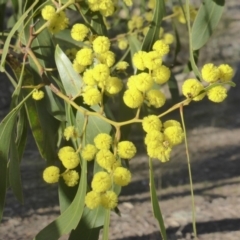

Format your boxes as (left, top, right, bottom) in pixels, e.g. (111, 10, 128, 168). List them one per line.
(162, 12, 179, 21)
(180, 104, 197, 239)
(49, 83, 142, 127)
(158, 98, 191, 119)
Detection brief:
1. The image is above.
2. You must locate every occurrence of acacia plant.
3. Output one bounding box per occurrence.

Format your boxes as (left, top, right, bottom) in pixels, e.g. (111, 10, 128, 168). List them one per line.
(0, 0, 235, 239)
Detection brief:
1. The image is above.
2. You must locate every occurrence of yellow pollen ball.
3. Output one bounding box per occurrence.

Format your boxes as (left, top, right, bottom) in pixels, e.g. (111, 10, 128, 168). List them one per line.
(96, 149, 116, 171)
(105, 76, 123, 95)
(63, 126, 77, 140)
(152, 65, 171, 84)
(144, 51, 162, 70)
(135, 73, 154, 92)
(123, 89, 144, 108)
(201, 63, 220, 83)
(152, 40, 169, 56)
(41, 5, 56, 20)
(164, 126, 184, 146)
(117, 141, 137, 159)
(93, 36, 111, 54)
(132, 51, 147, 71)
(76, 48, 93, 66)
(58, 146, 80, 169)
(146, 89, 166, 108)
(71, 23, 89, 41)
(182, 79, 206, 101)
(62, 170, 79, 187)
(98, 51, 115, 67)
(207, 85, 227, 103)
(101, 191, 118, 209)
(81, 144, 97, 161)
(142, 115, 162, 133)
(32, 90, 44, 100)
(218, 64, 234, 82)
(85, 190, 101, 209)
(94, 133, 112, 150)
(113, 167, 131, 186)
(43, 166, 60, 184)
(91, 171, 112, 193)
(92, 64, 110, 82)
(116, 61, 129, 70)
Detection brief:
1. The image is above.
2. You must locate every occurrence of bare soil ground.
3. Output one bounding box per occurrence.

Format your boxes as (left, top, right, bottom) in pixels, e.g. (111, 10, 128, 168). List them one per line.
(1, 1, 240, 239)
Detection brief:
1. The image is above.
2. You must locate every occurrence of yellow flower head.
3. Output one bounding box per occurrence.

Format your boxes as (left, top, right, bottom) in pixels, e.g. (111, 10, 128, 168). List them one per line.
(145, 11, 153, 22)
(43, 166, 60, 184)
(101, 191, 118, 209)
(117, 141, 136, 159)
(113, 167, 131, 186)
(91, 171, 111, 193)
(207, 85, 227, 103)
(123, 0, 133, 6)
(41, 5, 56, 20)
(88, 2, 100, 12)
(144, 51, 162, 70)
(201, 63, 220, 83)
(157, 146, 172, 163)
(85, 190, 101, 209)
(163, 120, 181, 129)
(173, 5, 197, 24)
(94, 133, 112, 150)
(123, 89, 144, 108)
(105, 76, 123, 95)
(82, 87, 101, 106)
(147, 143, 172, 162)
(126, 75, 138, 90)
(218, 64, 234, 82)
(144, 130, 164, 147)
(83, 69, 96, 86)
(58, 146, 80, 169)
(164, 126, 184, 146)
(146, 89, 166, 108)
(63, 126, 78, 141)
(48, 12, 69, 34)
(96, 149, 116, 171)
(182, 79, 206, 101)
(62, 170, 79, 187)
(148, 0, 155, 9)
(32, 90, 44, 100)
(143, 27, 149, 36)
(152, 65, 171, 84)
(81, 144, 98, 161)
(117, 38, 128, 50)
(115, 61, 129, 71)
(100, 4, 115, 17)
(98, 51, 115, 67)
(99, 0, 115, 17)
(76, 48, 94, 66)
(132, 51, 147, 71)
(142, 115, 162, 133)
(93, 36, 111, 54)
(163, 33, 175, 45)
(71, 23, 89, 42)
(92, 64, 110, 82)
(72, 60, 86, 74)
(152, 40, 169, 56)
(135, 73, 154, 92)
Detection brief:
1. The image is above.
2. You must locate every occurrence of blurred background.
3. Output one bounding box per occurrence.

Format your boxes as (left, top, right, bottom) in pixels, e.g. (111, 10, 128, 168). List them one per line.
(0, 0, 240, 239)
